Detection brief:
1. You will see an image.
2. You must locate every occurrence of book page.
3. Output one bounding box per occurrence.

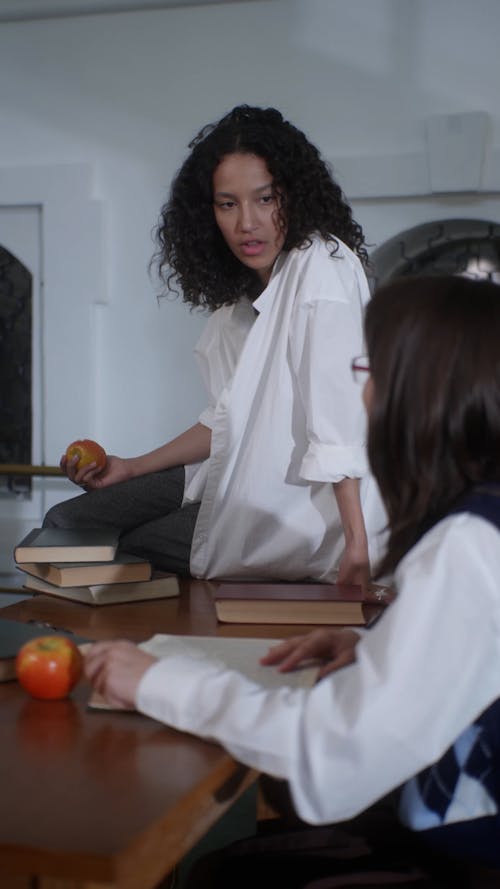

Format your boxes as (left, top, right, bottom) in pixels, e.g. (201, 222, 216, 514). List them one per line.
(88, 634, 319, 710)
(143, 634, 319, 690)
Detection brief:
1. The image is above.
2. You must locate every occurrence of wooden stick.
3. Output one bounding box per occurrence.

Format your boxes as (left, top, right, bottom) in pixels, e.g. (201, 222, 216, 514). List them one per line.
(0, 464, 63, 477)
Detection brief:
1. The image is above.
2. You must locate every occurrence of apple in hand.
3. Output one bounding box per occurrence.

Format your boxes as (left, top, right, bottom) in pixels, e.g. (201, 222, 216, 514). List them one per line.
(65, 438, 107, 472)
(16, 636, 83, 700)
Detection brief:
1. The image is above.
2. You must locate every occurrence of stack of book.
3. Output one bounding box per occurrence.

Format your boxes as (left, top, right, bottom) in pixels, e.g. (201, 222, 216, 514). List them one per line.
(14, 528, 180, 606)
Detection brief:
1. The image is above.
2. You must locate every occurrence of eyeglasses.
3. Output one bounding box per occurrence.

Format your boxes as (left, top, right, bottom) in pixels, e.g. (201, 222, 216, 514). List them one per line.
(351, 355, 370, 384)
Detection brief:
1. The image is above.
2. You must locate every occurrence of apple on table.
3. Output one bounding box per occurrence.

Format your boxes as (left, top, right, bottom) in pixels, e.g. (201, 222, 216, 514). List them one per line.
(16, 636, 83, 700)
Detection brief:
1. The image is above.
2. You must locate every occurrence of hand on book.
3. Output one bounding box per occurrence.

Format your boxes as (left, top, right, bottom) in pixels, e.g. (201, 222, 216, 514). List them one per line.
(336, 543, 371, 594)
(260, 628, 361, 679)
(84, 640, 156, 709)
(61, 453, 133, 490)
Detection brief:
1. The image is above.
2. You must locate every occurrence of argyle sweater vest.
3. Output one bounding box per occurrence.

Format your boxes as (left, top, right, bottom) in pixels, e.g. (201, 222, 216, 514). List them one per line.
(397, 484, 500, 867)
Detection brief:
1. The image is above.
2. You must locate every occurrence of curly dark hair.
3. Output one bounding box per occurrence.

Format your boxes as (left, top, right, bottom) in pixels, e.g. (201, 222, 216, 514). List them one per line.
(153, 105, 368, 310)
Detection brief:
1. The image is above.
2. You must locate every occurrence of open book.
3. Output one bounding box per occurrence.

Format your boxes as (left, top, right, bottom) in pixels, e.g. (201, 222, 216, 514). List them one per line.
(88, 634, 319, 710)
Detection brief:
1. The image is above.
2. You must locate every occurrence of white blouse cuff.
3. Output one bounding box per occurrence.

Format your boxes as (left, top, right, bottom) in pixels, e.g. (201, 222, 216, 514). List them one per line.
(300, 444, 368, 483)
(198, 407, 215, 429)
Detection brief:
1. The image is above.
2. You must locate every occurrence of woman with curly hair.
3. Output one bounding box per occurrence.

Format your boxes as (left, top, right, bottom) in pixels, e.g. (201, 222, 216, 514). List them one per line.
(45, 105, 385, 584)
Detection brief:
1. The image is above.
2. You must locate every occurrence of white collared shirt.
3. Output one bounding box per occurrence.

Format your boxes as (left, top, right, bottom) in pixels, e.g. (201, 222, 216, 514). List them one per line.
(137, 512, 500, 825)
(185, 235, 386, 580)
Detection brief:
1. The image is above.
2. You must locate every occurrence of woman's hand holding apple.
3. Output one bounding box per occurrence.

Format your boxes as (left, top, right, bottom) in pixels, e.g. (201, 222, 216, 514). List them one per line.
(62, 440, 133, 490)
(61, 451, 134, 489)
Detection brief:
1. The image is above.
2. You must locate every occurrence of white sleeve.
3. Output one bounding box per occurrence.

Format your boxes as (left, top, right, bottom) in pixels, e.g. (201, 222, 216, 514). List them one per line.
(136, 514, 500, 824)
(197, 406, 215, 429)
(289, 248, 369, 482)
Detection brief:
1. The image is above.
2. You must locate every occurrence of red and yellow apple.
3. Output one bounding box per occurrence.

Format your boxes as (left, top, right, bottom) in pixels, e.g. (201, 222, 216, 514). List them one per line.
(65, 438, 107, 472)
(16, 635, 83, 700)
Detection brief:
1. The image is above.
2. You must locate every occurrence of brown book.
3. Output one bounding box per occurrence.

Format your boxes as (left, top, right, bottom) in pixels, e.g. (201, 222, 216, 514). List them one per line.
(0, 617, 89, 682)
(22, 573, 180, 607)
(213, 582, 392, 625)
(17, 552, 151, 587)
(14, 527, 120, 563)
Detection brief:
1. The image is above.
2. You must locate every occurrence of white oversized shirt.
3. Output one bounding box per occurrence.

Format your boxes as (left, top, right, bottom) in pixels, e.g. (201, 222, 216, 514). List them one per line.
(185, 235, 386, 580)
(137, 513, 500, 825)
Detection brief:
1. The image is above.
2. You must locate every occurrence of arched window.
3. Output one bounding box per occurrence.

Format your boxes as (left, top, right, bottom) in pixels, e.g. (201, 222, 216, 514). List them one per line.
(370, 219, 500, 288)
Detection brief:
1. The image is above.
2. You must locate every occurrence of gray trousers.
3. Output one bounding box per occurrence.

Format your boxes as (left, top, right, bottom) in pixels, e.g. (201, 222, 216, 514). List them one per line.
(43, 467, 200, 576)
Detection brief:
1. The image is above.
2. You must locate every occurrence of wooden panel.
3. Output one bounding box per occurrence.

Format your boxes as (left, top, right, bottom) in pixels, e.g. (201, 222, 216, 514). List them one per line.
(37, 876, 175, 889)
(0, 877, 32, 888)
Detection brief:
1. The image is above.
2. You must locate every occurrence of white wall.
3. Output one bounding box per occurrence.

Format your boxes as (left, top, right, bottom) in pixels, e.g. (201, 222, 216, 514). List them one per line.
(1, 0, 500, 552)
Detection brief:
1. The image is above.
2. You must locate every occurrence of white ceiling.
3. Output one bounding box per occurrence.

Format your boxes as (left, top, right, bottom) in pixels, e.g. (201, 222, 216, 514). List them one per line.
(0, 0, 262, 22)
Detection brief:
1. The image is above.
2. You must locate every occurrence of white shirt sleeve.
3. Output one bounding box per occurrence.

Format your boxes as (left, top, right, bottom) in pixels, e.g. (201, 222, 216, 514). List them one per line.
(137, 514, 500, 824)
(288, 241, 370, 482)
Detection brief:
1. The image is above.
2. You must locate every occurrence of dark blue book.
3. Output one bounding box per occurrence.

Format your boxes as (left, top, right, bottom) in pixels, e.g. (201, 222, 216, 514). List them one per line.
(14, 527, 120, 564)
(0, 617, 89, 682)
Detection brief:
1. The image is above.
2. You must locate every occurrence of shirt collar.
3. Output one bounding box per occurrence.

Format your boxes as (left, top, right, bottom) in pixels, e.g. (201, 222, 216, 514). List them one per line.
(252, 251, 288, 314)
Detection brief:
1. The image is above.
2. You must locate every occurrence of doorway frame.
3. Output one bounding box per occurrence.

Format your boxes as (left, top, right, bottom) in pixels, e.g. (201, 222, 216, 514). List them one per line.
(0, 163, 104, 566)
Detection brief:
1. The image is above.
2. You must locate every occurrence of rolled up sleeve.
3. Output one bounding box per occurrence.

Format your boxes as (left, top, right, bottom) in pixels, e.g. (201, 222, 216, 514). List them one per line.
(290, 277, 368, 483)
(301, 442, 368, 482)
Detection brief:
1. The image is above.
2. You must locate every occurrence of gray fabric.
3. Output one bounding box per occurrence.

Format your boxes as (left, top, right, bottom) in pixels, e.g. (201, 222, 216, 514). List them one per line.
(43, 467, 199, 576)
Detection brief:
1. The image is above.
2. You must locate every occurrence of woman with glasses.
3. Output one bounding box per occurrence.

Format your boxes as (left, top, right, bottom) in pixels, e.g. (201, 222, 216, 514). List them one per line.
(45, 105, 384, 586)
(86, 275, 500, 887)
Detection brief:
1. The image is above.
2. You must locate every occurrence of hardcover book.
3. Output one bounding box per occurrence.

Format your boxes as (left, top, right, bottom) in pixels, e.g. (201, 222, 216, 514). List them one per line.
(14, 527, 120, 564)
(17, 552, 152, 587)
(212, 582, 392, 625)
(22, 573, 180, 606)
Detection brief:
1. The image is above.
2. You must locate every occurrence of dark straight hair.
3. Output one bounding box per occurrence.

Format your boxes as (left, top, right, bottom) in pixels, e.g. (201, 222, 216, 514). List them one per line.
(365, 275, 500, 577)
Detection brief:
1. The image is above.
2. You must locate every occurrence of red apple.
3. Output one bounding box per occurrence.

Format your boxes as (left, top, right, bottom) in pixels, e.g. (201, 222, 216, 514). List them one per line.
(65, 438, 107, 472)
(16, 635, 83, 700)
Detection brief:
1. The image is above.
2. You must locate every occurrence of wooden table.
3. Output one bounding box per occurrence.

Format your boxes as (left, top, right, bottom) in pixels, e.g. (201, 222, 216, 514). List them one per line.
(0, 580, 317, 889)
